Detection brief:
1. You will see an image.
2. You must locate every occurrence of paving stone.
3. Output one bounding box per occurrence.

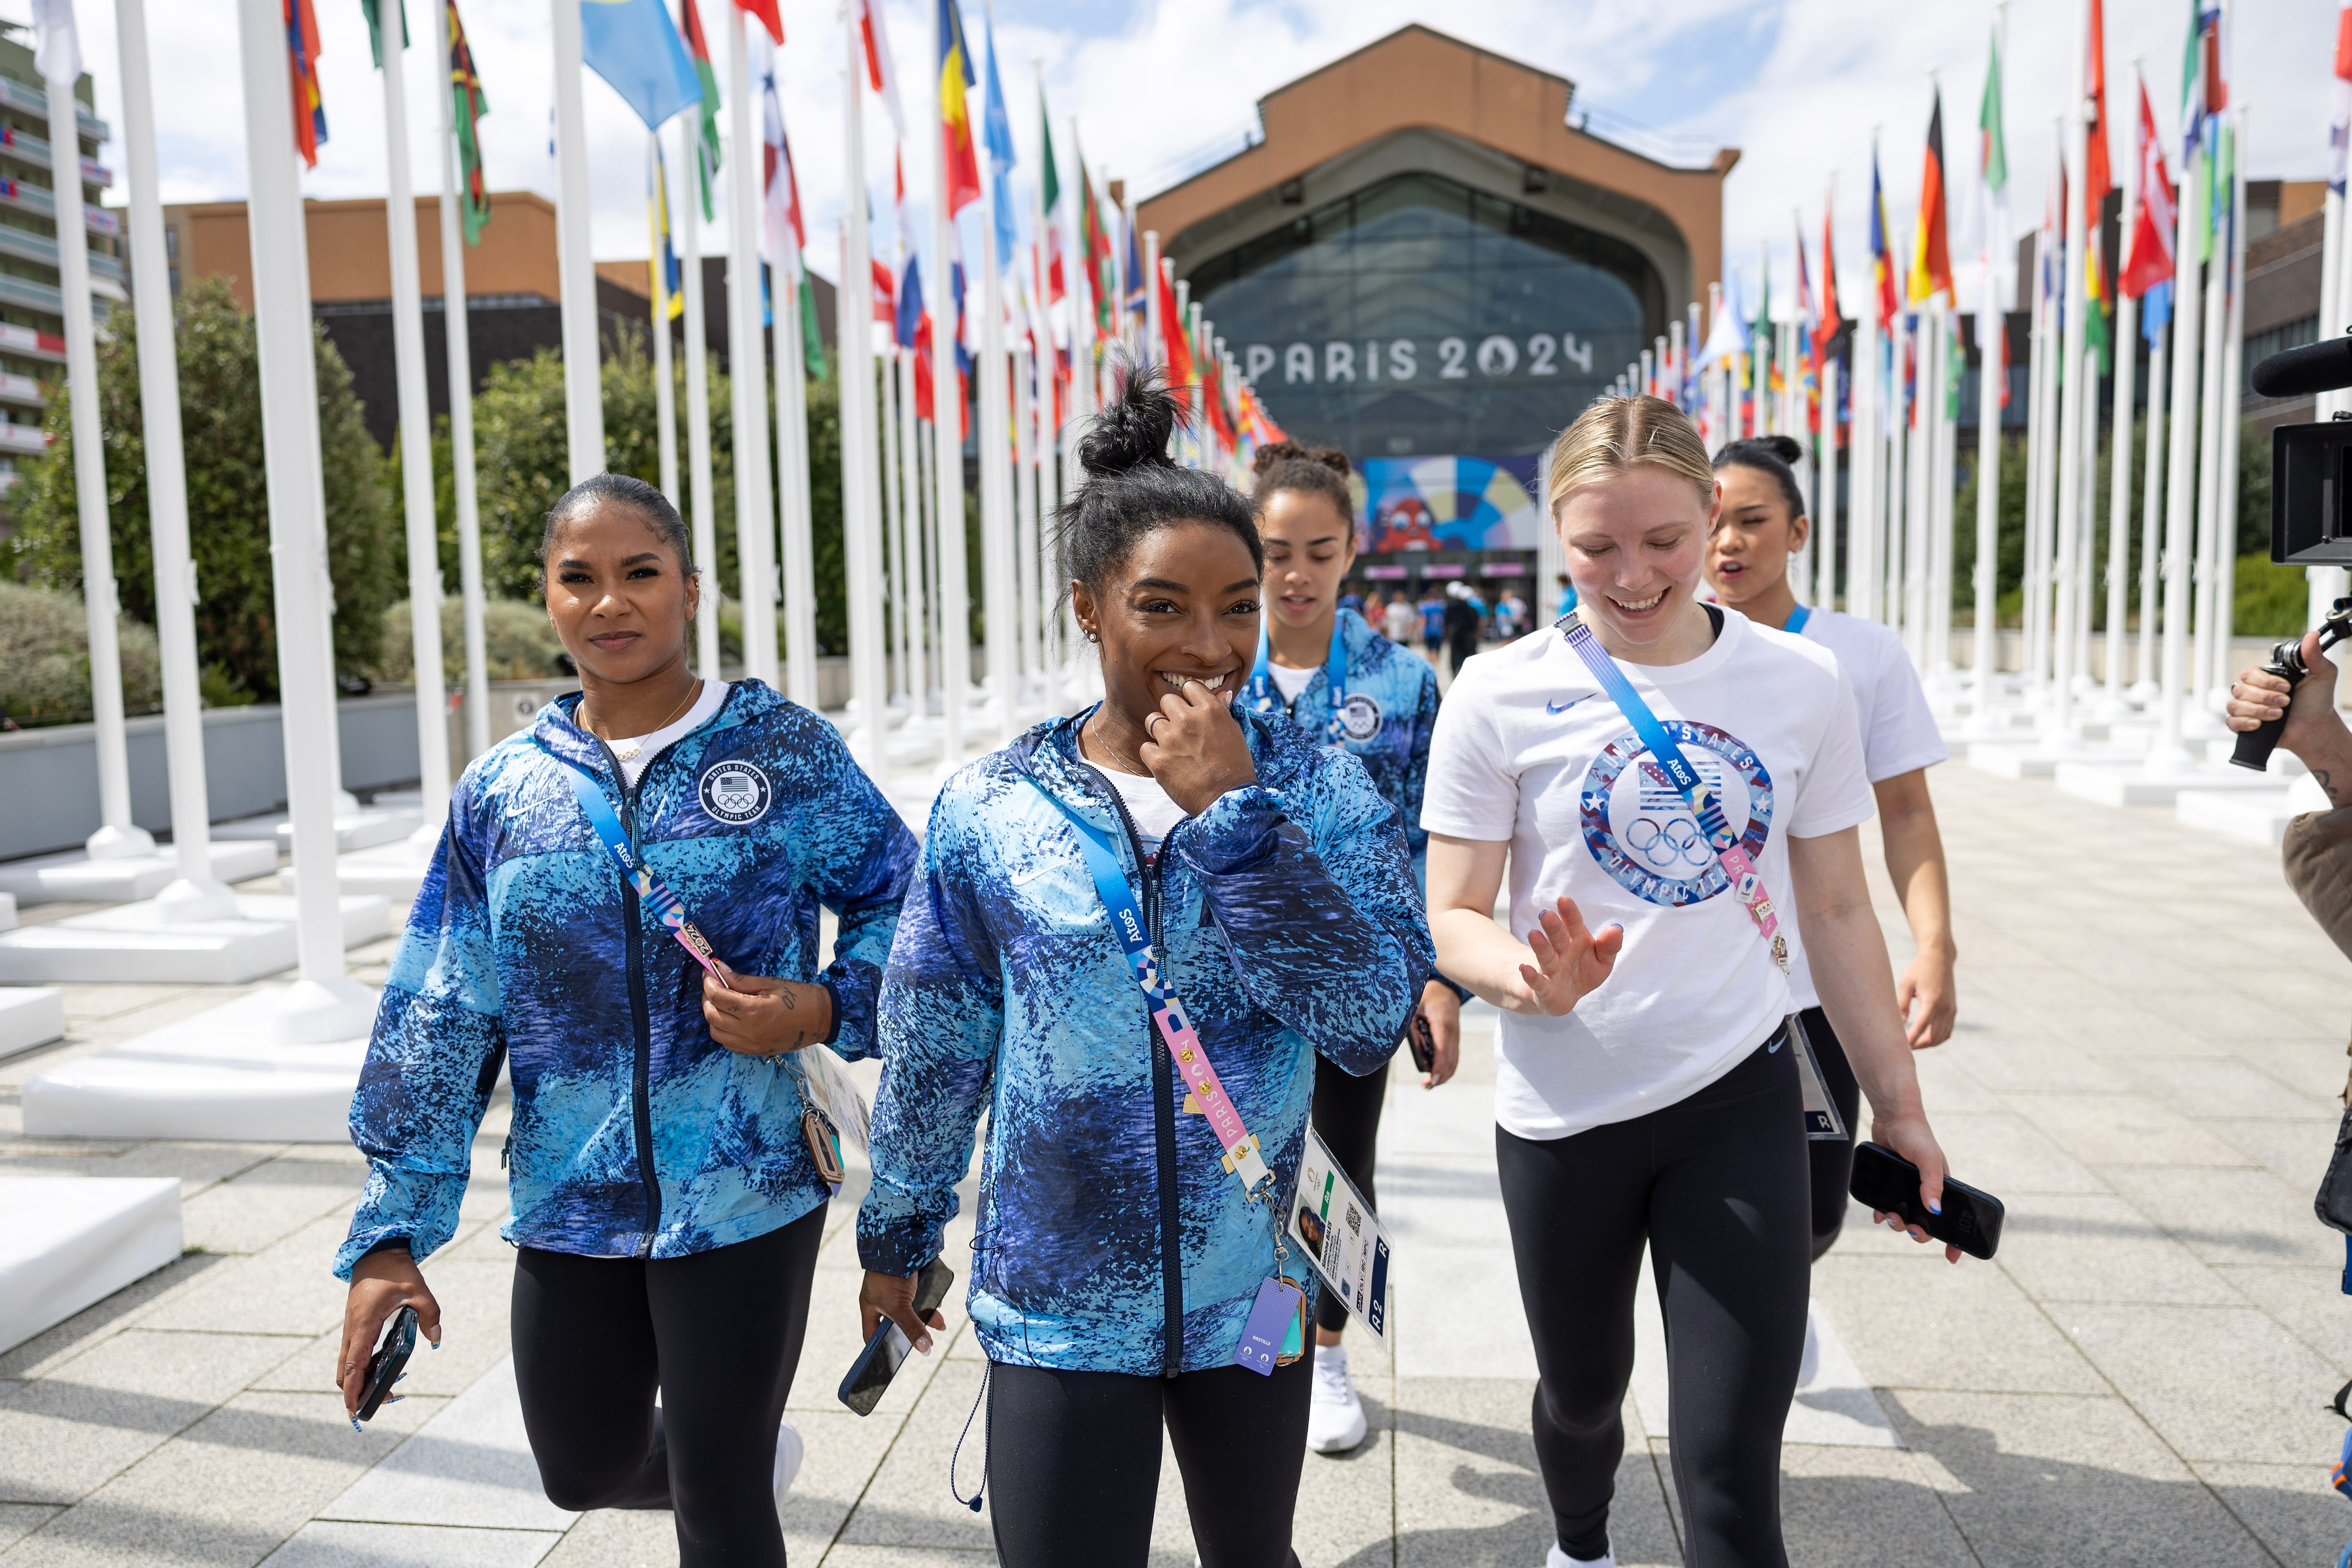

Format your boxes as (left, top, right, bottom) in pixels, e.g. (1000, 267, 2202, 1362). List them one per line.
(1924, 1113, 2107, 1196)
(2212, 1264, 2352, 1377)
(0, 1330, 302, 1504)
(2191, 1461, 2352, 1567)
(1992, 1193, 2241, 1306)
(141, 1213, 358, 1338)
(2201, 1116, 2337, 1193)
(532, 1509, 680, 1568)
(2102, 1164, 2344, 1269)
(2053, 1302, 2344, 1465)
(0, 1504, 59, 1553)
(1775, 1445, 1978, 1566)
(1884, 1389, 2269, 1566)
(829, 1357, 993, 1550)
(1811, 1254, 2106, 1395)
(0, 1252, 233, 1382)
(2123, 1057, 2342, 1122)
(318, 1358, 572, 1532)
(0, 1391, 434, 1568)
(179, 1159, 368, 1257)
(2005, 1092, 2257, 1169)
(259, 1520, 560, 1567)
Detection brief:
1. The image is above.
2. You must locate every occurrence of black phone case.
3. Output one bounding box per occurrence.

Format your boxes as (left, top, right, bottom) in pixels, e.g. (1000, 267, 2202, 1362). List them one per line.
(1849, 1141, 2004, 1259)
(1406, 1012, 1435, 1074)
(838, 1260, 955, 1417)
(356, 1306, 419, 1423)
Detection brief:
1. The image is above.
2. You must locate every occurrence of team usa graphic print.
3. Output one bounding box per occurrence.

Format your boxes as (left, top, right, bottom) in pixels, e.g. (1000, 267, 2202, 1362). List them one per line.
(1580, 721, 1775, 908)
(699, 760, 774, 825)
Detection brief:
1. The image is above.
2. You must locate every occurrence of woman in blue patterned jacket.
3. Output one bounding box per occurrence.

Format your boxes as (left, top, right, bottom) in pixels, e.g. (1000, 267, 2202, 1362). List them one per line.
(856, 372, 1434, 1568)
(330, 475, 915, 1568)
(1236, 441, 1462, 1455)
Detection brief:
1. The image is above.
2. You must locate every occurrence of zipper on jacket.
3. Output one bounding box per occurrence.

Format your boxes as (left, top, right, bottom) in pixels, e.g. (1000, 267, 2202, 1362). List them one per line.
(1086, 767, 1190, 1379)
(591, 736, 665, 1259)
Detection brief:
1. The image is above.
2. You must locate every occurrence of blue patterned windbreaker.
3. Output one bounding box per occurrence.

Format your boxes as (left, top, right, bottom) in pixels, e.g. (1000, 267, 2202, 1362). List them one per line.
(856, 709, 1433, 1375)
(1234, 608, 1440, 869)
(333, 681, 916, 1280)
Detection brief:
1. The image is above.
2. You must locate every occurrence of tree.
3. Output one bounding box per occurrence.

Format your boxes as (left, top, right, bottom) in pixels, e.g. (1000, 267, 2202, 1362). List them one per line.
(3, 277, 397, 700)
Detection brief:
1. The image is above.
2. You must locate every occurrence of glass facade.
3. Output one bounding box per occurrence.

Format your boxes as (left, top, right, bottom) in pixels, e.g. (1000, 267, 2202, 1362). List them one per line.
(1188, 170, 1665, 462)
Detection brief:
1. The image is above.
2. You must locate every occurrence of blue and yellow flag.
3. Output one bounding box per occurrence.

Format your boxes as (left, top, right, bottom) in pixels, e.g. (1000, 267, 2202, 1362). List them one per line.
(937, 0, 981, 216)
(649, 137, 683, 321)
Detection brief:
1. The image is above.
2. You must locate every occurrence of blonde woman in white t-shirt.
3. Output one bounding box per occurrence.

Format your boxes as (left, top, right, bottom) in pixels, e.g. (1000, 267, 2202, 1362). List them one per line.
(1422, 396, 1958, 1568)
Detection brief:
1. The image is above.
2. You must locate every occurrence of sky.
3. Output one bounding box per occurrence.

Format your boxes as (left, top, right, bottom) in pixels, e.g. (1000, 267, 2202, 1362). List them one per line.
(11, 0, 2342, 325)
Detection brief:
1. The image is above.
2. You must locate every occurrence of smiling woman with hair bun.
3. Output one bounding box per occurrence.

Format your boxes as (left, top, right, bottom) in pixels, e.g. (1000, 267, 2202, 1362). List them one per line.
(855, 367, 1434, 1568)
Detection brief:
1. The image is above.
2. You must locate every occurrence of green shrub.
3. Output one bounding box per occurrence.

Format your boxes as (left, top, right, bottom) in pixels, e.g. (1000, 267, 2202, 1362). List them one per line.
(2, 277, 397, 700)
(366, 597, 567, 686)
(2233, 552, 2309, 640)
(0, 579, 162, 727)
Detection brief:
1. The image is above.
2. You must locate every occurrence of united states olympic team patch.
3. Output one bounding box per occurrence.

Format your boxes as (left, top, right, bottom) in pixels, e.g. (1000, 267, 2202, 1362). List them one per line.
(698, 760, 773, 825)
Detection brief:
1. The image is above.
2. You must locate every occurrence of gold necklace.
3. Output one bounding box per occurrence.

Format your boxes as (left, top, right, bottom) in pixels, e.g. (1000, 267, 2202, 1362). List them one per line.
(588, 680, 700, 763)
(1084, 711, 1149, 776)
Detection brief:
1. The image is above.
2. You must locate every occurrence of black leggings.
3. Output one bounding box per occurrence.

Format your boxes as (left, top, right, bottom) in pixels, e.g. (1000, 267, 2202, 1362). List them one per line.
(1310, 1051, 1387, 1333)
(1495, 1040, 1810, 1568)
(510, 1204, 825, 1568)
(985, 1357, 1311, 1568)
(1800, 1006, 1863, 1263)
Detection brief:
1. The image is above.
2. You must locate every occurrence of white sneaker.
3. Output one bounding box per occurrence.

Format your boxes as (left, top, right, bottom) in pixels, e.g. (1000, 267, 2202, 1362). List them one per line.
(1305, 1343, 1367, 1453)
(1545, 1536, 1614, 1568)
(771, 1420, 804, 1514)
(1796, 1299, 1822, 1390)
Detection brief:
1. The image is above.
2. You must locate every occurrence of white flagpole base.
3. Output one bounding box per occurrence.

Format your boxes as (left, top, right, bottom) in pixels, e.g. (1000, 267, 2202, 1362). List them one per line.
(0, 895, 388, 987)
(0, 841, 276, 906)
(83, 824, 159, 861)
(0, 985, 65, 1059)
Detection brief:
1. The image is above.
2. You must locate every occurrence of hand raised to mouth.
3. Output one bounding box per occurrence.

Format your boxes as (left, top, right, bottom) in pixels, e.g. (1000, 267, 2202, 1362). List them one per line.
(1140, 677, 1257, 816)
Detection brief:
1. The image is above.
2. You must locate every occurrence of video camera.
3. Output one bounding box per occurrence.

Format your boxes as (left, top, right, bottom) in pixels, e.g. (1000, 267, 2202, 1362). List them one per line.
(2226, 339, 2352, 770)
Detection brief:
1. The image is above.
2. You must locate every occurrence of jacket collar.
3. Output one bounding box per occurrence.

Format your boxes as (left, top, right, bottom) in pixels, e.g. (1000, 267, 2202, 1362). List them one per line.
(529, 676, 775, 784)
(1015, 700, 1312, 824)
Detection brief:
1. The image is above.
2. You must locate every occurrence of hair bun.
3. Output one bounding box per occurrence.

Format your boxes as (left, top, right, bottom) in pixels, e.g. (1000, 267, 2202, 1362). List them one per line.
(1756, 434, 1804, 466)
(1249, 440, 1303, 478)
(1305, 444, 1351, 477)
(1080, 363, 1179, 479)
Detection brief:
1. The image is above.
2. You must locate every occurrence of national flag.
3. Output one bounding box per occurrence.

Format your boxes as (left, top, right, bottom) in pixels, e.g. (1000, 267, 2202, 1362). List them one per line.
(446, 1, 491, 244)
(1122, 211, 1145, 323)
(760, 68, 803, 259)
(732, 0, 781, 45)
(360, 0, 407, 69)
(31, 0, 79, 87)
(1817, 198, 1845, 365)
(936, 0, 981, 217)
(980, 8, 1015, 268)
(581, 0, 703, 132)
(873, 256, 896, 325)
(1154, 261, 1193, 396)
(897, 255, 925, 348)
(2332, 0, 2352, 195)
(2085, 0, 2114, 210)
(679, 0, 722, 221)
(1793, 212, 1819, 429)
(287, 0, 328, 166)
(1908, 87, 1955, 304)
(912, 310, 938, 420)
(2182, 0, 2226, 160)
(1040, 89, 1066, 303)
(1869, 141, 1900, 328)
(1751, 246, 1774, 396)
(1695, 264, 1747, 369)
(799, 260, 827, 379)
(649, 136, 683, 320)
(856, 0, 904, 140)
(1978, 20, 2011, 310)
(1078, 145, 1114, 339)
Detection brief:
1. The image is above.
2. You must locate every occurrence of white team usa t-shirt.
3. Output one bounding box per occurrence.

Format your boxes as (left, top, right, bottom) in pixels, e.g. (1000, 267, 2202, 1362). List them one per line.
(1778, 608, 1948, 1010)
(1422, 608, 1876, 1140)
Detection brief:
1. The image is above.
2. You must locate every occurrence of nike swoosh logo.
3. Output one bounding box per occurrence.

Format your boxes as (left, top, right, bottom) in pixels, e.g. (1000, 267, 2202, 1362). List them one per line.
(1768, 1036, 1784, 1053)
(1010, 863, 1057, 886)
(1547, 696, 1587, 715)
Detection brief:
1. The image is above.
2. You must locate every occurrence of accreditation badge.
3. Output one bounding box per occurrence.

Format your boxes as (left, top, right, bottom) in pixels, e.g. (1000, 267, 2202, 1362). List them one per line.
(1288, 1127, 1391, 1344)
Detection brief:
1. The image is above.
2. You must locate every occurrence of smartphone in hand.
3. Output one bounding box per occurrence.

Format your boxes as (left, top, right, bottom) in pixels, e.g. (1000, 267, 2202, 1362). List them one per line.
(838, 1258, 956, 1417)
(352, 1305, 419, 1428)
(1406, 1010, 1436, 1075)
(1849, 1141, 2004, 1260)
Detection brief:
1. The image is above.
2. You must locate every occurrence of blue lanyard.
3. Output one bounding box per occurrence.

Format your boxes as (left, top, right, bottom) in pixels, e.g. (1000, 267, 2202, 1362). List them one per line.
(1026, 760, 1273, 1196)
(1783, 604, 1811, 634)
(557, 758, 730, 981)
(1243, 617, 1347, 743)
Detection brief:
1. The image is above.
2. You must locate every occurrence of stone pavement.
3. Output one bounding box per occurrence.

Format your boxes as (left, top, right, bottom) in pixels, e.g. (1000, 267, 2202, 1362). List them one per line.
(5, 759, 2352, 1565)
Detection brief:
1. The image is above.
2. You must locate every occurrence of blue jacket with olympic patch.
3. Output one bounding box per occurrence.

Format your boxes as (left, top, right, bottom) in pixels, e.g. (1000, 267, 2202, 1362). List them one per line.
(1236, 608, 1440, 869)
(856, 709, 1433, 1375)
(333, 680, 917, 1280)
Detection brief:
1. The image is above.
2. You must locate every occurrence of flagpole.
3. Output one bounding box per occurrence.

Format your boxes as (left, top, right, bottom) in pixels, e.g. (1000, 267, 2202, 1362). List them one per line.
(549, 0, 603, 480)
(112, 0, 232, 914)
(1931, 305, 1958, 679)
(2025, 152, 2058, 702)
(726, 12, 777, 689)
(2212, 104, 2248, 706)
(2102, 142, 2140, 715)
(930, 0, 970, 777)
(1820, 350, 1841, 610)
(893, 350, 920, 713)
(978, 138, 1016, 744)
(374, 3, 453, 832)
(838, 39, 888, 774)
(650, 141, 680, 509)
(771, 214, 818, 711)
(885, 347, 908, 707)
(1905, 308, 1930, 665)
(43, 30, 149, 863)
(678, 117, 721, 683)
(2191, 137, 2231, 728)
(435, 0, 492, 751)
(1013, 337, 1040, 699)
(2149, 108, 2206, 772)
(1852, 231, 1879, 623)
(2049, 12, 2091, 740)
(1885, 305, 1907, 645)
(235, 0, 370, 1027)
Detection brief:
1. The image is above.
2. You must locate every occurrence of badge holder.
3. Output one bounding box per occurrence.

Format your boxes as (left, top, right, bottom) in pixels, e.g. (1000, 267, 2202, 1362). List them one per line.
(1787, 1012, 1847, 1142)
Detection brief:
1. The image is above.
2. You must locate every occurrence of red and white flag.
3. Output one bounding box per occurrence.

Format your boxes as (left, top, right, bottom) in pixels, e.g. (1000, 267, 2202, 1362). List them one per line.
(2121, 79, 2176, 299)
(857, 0, 905, 141)
(761, 69, 804, 264)
(2331, 0, 2352, 194)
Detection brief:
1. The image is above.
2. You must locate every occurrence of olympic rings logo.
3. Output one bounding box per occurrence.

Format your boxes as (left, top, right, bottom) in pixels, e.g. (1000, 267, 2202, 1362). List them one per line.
(1623, 816, 1711, 870)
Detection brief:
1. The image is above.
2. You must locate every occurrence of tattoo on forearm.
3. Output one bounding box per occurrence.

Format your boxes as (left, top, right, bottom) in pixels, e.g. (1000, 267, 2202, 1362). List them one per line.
(2318, 768, 2344, 807)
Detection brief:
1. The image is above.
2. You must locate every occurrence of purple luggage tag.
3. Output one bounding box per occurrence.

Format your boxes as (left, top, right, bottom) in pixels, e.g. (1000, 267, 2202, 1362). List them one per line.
(1234, 1276, 1303, 1377)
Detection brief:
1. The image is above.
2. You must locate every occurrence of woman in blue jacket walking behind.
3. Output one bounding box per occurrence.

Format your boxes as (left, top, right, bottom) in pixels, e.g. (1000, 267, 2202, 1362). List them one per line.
(857, 372, 1434, 1568)
(331, 475, 916, 1568)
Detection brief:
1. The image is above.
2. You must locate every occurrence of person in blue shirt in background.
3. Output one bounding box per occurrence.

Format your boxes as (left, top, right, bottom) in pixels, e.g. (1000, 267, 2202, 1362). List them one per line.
(1419, 588, 1446, 661)
(1239, 440, 1465, 1455)
(332, 474, 915, 1568)
(856, 371, 1433, 1568)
